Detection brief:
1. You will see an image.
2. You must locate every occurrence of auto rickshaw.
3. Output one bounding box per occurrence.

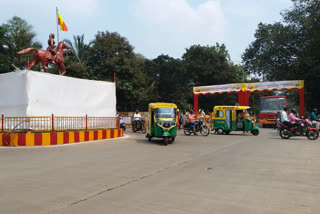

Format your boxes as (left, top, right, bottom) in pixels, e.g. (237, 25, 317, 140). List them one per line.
(213, 106, 259, 135)
(146, 103, 178, 145)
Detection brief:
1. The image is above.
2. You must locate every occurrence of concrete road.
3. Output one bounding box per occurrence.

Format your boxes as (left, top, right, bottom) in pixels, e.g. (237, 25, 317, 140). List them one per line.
(1, 129, 320, 214)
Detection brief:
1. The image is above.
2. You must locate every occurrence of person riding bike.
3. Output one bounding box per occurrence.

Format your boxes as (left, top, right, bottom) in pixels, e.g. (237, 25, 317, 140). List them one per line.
(132, 110, 142, 128)
(310, 108, 320, 130)
(187, 110, 199, 133)
(288, 108, 302, 134)
(281, 107, 290, 127)
(133, 110, 141, 120)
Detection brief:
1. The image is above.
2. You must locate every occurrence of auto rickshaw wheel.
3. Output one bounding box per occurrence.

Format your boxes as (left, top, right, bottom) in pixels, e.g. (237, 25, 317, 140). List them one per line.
(163, 137, 168, 145)
(216, 128, 224, 135)
(251, 129, 259, 136)
(168, 137, 174, 144)
(132, 127, 136, 133)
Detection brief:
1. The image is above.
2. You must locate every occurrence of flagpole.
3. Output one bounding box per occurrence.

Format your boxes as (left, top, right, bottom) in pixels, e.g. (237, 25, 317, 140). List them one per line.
(56, 7, 59, 43)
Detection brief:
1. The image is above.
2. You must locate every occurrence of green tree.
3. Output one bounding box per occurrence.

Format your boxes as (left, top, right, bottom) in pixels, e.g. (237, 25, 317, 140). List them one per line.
(0, 26, 10, 73)
(87, 31, 148, 110)
(143, 55, 190, 109)
(63, 34, 92, 78)
(183, 43, 236, 86)
(2, 16, 41, 70)
(182, 43, 239, 110)
(242, 0, 320, 109)
(242, 22, 298, 81)
(64, 34, 92, 62)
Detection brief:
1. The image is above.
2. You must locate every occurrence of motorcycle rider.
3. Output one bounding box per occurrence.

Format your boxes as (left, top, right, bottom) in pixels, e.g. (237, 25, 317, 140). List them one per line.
(310, 108, 320, 130)
(188, 110, 199, 133)
(281, 107, 290, 126)
(133, 110, 142, 120)
(288, 108, 302, 134)
(133, 110, 142, 129)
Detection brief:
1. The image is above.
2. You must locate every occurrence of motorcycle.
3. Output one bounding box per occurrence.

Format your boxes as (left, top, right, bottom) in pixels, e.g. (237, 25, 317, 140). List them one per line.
(279, 119, 319, 140)
(183, 120, 210, 136)
(132, 119, 146, 133)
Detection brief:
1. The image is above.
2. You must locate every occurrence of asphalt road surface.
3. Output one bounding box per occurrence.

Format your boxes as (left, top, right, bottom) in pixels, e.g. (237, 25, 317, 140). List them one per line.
(1, 128, 320, 214)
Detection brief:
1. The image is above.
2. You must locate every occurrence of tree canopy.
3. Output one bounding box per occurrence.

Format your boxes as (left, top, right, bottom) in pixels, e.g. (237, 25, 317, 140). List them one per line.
(87, 31, 149, 110)
(2, 16, 41, 71)
(0, 26, 10, 73)
(242, 0, 320, 109)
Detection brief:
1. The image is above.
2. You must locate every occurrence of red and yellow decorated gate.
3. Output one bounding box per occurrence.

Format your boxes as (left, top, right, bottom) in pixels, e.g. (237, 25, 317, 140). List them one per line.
(193, 80, 305, 117)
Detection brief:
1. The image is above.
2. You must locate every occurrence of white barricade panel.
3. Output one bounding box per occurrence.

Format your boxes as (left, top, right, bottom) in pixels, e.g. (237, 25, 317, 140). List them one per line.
(0, 71, 28, 116)
(0, 70, 116, 117)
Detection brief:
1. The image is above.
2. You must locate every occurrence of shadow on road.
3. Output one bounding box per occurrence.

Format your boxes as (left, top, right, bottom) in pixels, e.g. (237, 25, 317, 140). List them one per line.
(135, 138, 167, 146)
(210, 133, 255, 137)
(267, 137, 308, 141)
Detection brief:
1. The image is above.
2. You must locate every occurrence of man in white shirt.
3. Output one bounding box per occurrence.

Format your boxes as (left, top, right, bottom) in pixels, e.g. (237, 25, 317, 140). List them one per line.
(281, 107, 290, 126)
(133, 110, 142, 120)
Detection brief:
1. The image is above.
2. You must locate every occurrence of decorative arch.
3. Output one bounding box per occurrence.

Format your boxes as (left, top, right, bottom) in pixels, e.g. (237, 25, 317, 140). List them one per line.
(193, 80, 305, 116)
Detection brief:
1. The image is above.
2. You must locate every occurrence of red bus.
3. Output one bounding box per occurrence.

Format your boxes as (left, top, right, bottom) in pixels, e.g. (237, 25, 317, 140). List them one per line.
(259, 96, 288, 128)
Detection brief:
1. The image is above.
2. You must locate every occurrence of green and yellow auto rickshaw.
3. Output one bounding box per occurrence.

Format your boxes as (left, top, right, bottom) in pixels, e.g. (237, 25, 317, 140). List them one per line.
(146, 103, 178, 145)
(213, 106, 259, 136)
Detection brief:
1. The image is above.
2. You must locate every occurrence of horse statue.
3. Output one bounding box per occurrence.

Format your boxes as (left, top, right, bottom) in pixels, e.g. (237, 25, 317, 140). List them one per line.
(17, 41, 70, 75)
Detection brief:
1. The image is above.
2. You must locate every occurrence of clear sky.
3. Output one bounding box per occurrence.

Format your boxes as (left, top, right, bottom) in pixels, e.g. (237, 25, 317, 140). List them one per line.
(0, 0, 293, 63)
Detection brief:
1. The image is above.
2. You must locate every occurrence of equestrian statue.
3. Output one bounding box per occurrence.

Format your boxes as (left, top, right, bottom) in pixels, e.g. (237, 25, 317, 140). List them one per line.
(17, 33, 70, 75)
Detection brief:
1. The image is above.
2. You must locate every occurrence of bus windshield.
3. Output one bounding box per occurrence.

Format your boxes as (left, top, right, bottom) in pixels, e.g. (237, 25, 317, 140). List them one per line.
(260, 97, 286, 113)
(155, 108, 176, 118)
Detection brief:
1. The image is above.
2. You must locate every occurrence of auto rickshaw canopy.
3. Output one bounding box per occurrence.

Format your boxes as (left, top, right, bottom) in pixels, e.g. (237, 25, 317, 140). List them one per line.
(148, 103, 178, 109)
(213, 106, 251, 111)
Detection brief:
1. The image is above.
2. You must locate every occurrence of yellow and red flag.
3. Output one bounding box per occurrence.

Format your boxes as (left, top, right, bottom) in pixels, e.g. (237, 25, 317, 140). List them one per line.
(57, 12, 68, 31)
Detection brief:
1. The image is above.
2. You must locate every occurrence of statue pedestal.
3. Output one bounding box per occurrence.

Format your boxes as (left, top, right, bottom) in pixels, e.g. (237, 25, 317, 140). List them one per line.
(0, 70, 116, 116)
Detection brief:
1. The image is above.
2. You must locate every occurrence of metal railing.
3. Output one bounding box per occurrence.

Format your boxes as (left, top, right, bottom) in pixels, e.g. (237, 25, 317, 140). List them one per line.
(55, 116, 86, 131)
(88, 117, 118, 129)
(4, 116, 51, 132)
(0, 114, 119, 133)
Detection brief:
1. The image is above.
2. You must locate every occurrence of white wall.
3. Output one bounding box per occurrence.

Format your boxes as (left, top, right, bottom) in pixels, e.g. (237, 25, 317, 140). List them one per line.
(0, 70, 116, 117)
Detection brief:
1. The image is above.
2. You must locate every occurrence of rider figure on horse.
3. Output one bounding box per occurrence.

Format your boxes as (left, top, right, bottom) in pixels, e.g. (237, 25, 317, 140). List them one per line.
(47, 33, 57, 63)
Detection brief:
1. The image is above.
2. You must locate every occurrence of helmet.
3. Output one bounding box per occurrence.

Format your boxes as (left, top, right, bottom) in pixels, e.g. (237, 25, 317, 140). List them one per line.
(135, 110, 139, 113)
(313, 108, 318, 113)
(291, 108, 296, 114)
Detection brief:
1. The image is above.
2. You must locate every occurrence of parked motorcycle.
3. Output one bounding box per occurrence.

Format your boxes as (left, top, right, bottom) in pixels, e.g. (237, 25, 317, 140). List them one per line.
(279, 119, 319, 140)
(183, 120, 210, 136)
(132, 119, 146, 133)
